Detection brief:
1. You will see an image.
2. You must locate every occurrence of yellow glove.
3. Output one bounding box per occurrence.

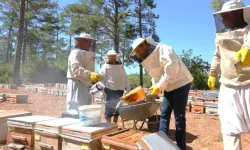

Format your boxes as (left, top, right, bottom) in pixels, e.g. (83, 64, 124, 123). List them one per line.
(89, 72, 101, 83)
(234, 48, 250, 67)
(207, 76, 216, 90)
(149, 85, 162, 95)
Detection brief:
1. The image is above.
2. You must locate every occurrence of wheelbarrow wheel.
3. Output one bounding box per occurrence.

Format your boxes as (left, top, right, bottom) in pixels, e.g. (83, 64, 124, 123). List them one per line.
(147, 115, 160, 133)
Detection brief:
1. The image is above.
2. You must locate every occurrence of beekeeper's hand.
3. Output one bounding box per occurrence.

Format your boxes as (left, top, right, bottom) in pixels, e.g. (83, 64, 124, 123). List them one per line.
(149, 85, 162, 95)
(89, 72, 101, 83)
(234, 48, 250, 67)
(207, 76, 216, 90)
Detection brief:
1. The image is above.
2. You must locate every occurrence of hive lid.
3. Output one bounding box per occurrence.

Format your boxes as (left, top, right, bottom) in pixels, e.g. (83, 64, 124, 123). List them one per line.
(62, 122, 118, 140)
(137, 131, 180, 150)
(0, 110, 31, 119)
(8, 115, 57, 125)
(62, 122, 117, 133)
(36, 118, 80, 128)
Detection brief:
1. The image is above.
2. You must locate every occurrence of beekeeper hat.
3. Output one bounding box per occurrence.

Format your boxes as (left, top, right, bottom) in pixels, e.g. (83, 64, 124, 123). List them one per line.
(103, 49, 120, 63)
(130, 36, 157, 57)
(74, 32, 95, 40)
(107, 50, 118, 56)
(214, 0, 250, 22)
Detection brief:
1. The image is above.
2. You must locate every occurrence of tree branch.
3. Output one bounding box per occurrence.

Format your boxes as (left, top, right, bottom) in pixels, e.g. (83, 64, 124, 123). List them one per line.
(103, 7, 115, 24)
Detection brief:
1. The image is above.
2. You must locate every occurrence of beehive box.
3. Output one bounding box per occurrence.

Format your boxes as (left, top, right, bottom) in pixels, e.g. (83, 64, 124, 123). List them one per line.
(30, 87, 38, 92)
(204, 98, 218, 103)
(6, 116, 57, 149)
(188, 91, 197, 97)
(34, 118, 80, 150)
(47, 89, 51, 95)
(38, 87, 47, 94)
(59, 91, 64, 97)
(191, 102, 205, 114)
(101, 129, 150, 150)
(0, 110, 32, 144)
(6, 94, 28, 104)
(205, 102, 218, 116)
(186, 103, 191, 112)
(61, 122, 118, 150)
(194, 96, 204, 103)
(0, 93, 6, 102)
(0, 84, 4, 88)
(4, 84, 17, 89)
(196, 91, 203, 96)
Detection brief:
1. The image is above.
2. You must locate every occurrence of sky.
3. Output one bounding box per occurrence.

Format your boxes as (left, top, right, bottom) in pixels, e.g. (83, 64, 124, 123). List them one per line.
(58, 0, 250, 74)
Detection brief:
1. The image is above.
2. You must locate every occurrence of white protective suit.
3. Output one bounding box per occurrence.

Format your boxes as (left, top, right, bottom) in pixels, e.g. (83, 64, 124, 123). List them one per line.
(209, 26, 250, 136)
(141, 44, 193, 92)
(66, 49, 95, 115)
(99, 63, 131, 92)
(208, 1, 250, 149)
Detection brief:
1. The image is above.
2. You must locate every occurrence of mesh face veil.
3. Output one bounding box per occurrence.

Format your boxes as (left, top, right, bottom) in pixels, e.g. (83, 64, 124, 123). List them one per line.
(213, 1, 250, 33)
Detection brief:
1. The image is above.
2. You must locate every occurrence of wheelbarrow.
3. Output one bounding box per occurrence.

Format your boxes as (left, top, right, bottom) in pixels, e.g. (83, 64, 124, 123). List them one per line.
(117, 95, 161, 131)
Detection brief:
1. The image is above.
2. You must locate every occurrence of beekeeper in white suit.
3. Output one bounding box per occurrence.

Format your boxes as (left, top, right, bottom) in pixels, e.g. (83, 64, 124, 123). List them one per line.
(130, 36, 193, 150)
(99, 49, 131, 123)
(66, 33, 100, 116)
(207, 1, 250, 149)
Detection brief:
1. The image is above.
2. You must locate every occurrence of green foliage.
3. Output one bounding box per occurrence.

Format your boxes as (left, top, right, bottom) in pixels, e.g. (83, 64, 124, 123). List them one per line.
(0, 64, 13, 83)
(180, 49, 213, 90)
(128, 73, 152, 89)
(21, 56, 67, 83)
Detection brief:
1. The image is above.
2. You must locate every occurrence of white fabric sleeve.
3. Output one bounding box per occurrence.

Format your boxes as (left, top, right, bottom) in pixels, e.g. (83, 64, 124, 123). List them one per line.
(70, 51, 91, 79)
(208, 44, 221, 77)
(242, 28, 250, 49)
(151, 78, 156, 85)
(155, 46, 181, 90)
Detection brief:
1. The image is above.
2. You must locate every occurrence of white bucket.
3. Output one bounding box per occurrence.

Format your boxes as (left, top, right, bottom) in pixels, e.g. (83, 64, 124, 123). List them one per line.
(78, 105, 102, 126)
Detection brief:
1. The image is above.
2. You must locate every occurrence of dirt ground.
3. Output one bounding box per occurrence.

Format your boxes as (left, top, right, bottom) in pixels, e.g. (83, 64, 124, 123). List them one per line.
(1, 87, 250, 150)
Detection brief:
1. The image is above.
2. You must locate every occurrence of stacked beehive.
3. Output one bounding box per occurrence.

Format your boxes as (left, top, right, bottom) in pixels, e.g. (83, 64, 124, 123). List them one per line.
(24, 83, 67, 97)
(3, 116, 118, 150)
(1, 84, 17, 89)
(186, 91, 218, 116)
(5, 94, 28, 104)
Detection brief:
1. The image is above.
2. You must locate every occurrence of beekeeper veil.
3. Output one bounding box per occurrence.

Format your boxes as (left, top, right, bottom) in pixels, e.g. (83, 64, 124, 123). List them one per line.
(74, 32, 96, 52)
(103, 49, 121, 63)
(213, 0, 250, 33)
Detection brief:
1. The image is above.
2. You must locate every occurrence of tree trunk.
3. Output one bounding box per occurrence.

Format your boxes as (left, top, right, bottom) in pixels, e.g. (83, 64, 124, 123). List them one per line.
(56, 28, 59, 59)
(13, 0, 25, 86)
(138, 0, 143, 86)
(22, 11, 28, 64)
(9, 41, 13, 62)
(6, 14, 14, 63)
(69, 34, 72, 50)
(42, 44, 47, 60)
(114, 0, 119, 53)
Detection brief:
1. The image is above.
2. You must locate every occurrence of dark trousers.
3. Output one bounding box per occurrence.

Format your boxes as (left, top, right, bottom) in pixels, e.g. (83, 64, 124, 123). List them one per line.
(159, 83, 191, 150)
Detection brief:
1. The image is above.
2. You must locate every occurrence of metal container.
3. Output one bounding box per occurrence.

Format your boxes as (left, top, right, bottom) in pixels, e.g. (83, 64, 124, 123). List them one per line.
(118, 100, 160, 121)
(61, 122, 118, 150)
